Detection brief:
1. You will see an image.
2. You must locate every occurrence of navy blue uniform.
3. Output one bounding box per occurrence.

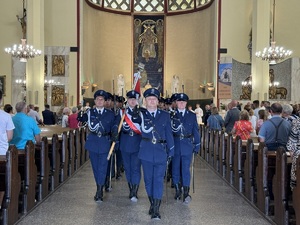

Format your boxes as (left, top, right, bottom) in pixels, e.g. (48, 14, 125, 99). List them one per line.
(120, 107, 142, 184)
(137, 109, 174, 199)
(83, 108, 119, 186)
(172, 109, 200, 187)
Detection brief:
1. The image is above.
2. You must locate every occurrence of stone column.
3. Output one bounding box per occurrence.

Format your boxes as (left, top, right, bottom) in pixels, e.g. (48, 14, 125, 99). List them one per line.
(26, 0, 45, 108)
(251, 0, 270, 101)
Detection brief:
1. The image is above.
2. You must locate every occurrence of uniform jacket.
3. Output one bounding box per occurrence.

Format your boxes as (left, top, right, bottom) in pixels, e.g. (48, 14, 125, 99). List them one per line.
(83, 108, 120, 154)
(120, 107, 142, 153)
(135, 109, 174, 164)
(172, 109, 200, 156)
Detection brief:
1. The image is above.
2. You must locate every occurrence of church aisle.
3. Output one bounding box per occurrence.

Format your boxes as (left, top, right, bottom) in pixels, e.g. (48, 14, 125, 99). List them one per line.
(17, 156, 271, 225)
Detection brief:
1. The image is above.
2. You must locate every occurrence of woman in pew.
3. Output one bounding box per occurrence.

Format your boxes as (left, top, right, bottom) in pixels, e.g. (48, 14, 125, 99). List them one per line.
(207, 107, 224, 131)
(287, 117, 300, 190)
(0, 91, 15, 155)
(231, 110, 254, 140)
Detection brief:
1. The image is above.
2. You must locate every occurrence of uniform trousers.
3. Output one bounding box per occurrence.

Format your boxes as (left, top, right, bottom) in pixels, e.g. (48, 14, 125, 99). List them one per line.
(121, 151, 141, 185)
(141, 160, 166, 199)
(89, 151, 108, 185)
(172, 153, 192, 186)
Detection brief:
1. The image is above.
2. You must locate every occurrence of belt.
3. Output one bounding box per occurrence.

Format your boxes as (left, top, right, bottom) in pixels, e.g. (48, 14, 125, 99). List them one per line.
(142, 137, 166, 144)
(92, 131, 111, 137)
(173, 134, 192, 138)
(122, 131, 139, 136)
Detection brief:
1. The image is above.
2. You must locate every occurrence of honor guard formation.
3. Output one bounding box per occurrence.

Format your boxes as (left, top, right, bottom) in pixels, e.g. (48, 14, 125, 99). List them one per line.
(78, 88, 200, 220)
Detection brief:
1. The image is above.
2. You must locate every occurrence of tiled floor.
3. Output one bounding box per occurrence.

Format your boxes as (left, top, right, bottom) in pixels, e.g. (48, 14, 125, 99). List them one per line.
(17, 156, 272, 225)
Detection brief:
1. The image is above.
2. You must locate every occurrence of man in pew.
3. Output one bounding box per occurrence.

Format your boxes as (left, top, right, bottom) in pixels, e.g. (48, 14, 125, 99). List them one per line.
(78, 90, 119, 202)
(258, 102, 291, 199)
(224, 100, 240, 133)
(0, 90, 15, 155)
(10, 101, 41, 149)
(42, 104, 56, 125)
(287, 117, 300, 190)
(258, 103, 291, 151)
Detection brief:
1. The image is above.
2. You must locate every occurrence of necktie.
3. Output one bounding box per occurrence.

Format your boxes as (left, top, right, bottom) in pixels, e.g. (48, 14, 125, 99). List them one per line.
(151, 112, 155, 118)
(180, 112, 183, 117)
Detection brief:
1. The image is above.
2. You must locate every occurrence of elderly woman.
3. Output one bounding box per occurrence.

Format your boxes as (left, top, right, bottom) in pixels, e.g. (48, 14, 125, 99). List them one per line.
(231, 110, 254, 140)
(61, 107, 70, 128)
(207, 107, 224, 131)
(287, 117, 300, 190)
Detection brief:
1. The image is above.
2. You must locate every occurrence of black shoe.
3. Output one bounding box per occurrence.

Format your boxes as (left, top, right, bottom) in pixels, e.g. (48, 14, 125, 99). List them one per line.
(131, 184, 139, 202)
(116, 170, 122, 180)
(94, 185, 103, 202)
(128, 183, 133, 198)
(151, 199, 161, 220)
(148, 196, 154, 215)
(183, 186, 191, 204)
(174, 184, 182, 200)
(105, 177, 112, 192)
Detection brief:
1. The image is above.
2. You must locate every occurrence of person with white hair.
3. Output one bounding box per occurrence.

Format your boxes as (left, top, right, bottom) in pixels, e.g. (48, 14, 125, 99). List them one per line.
(282, 104, 299, 124)
(10, 101, 41, 150)
(62, 107, 70, 127)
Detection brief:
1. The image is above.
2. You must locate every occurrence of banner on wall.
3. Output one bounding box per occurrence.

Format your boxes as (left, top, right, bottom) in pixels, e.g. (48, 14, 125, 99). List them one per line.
(218, 62, 232, 99)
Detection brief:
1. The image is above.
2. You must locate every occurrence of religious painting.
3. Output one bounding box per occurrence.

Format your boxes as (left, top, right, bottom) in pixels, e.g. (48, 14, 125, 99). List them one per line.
(218, 62, 232, 99)
(52, 55, 65, 76)
(51, 85, 65, 106)
(133, 15, 164, 95)
(0, 75, 6, 96)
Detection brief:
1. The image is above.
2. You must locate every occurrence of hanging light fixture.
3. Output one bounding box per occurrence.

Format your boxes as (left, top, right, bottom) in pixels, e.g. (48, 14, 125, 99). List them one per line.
(255, 0, 292, 65)
(4, 0, 42, 62)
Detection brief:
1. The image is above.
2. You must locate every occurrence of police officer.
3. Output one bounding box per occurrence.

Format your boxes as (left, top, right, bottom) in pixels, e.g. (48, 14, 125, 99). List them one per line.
(132, 88, 174, 220)
(171, 93, 200, 203)
(78, 90, 119, 202)
(120, 90, 142, 202)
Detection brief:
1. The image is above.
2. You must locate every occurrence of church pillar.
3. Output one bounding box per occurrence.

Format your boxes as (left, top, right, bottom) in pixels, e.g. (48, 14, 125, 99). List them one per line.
(251, 0, 270, 101)
(26, 0, 45, 107)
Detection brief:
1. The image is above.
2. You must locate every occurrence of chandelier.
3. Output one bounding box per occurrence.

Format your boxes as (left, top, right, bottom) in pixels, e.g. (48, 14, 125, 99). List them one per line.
(255, 0, 292, 64)
(5, 39, 42, 62)
(4, 0, 42, 62)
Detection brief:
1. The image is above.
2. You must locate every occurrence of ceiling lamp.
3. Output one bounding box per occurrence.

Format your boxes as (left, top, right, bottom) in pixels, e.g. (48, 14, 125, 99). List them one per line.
(4, 0, 42, 62)
(255, 0, 292, 64)
(5, 39, 42, 62)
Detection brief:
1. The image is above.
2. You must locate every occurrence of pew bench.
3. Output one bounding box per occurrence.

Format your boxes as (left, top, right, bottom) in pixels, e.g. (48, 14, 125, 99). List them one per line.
(0, 146, 21, 225)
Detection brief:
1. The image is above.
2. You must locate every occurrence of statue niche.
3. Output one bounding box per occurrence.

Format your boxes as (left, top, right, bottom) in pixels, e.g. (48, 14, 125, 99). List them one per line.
(240, 75, 252, 100)
(268, 69, 288, 99)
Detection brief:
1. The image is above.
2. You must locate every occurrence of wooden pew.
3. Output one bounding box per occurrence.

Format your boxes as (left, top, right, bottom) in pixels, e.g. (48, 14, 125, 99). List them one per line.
(80, 127, 86, 165)
(0, 145, 21, 225)
(225, 133, 234, 185)
(219, 131, 226, 178)
(244, 139, 255, 202)
(294, 156, 300, 225)
(49, 134, 60, 191)
(256, 143, 275, 216)
(204, 127, 210, 163)
(214, 130, 220, 172)
(84, 128, 90, 161)
(208, 129, 215, 167)
(59, 132, 69, 183)
(200, 125, 205, 158)
(74, 129, 81, 171)
(68, 130, 76, 176)
(18, 141, 37, 215)
(35, 137, 50, 201)
(273, 147, 289, 225)
(233, 135, 243, 192)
